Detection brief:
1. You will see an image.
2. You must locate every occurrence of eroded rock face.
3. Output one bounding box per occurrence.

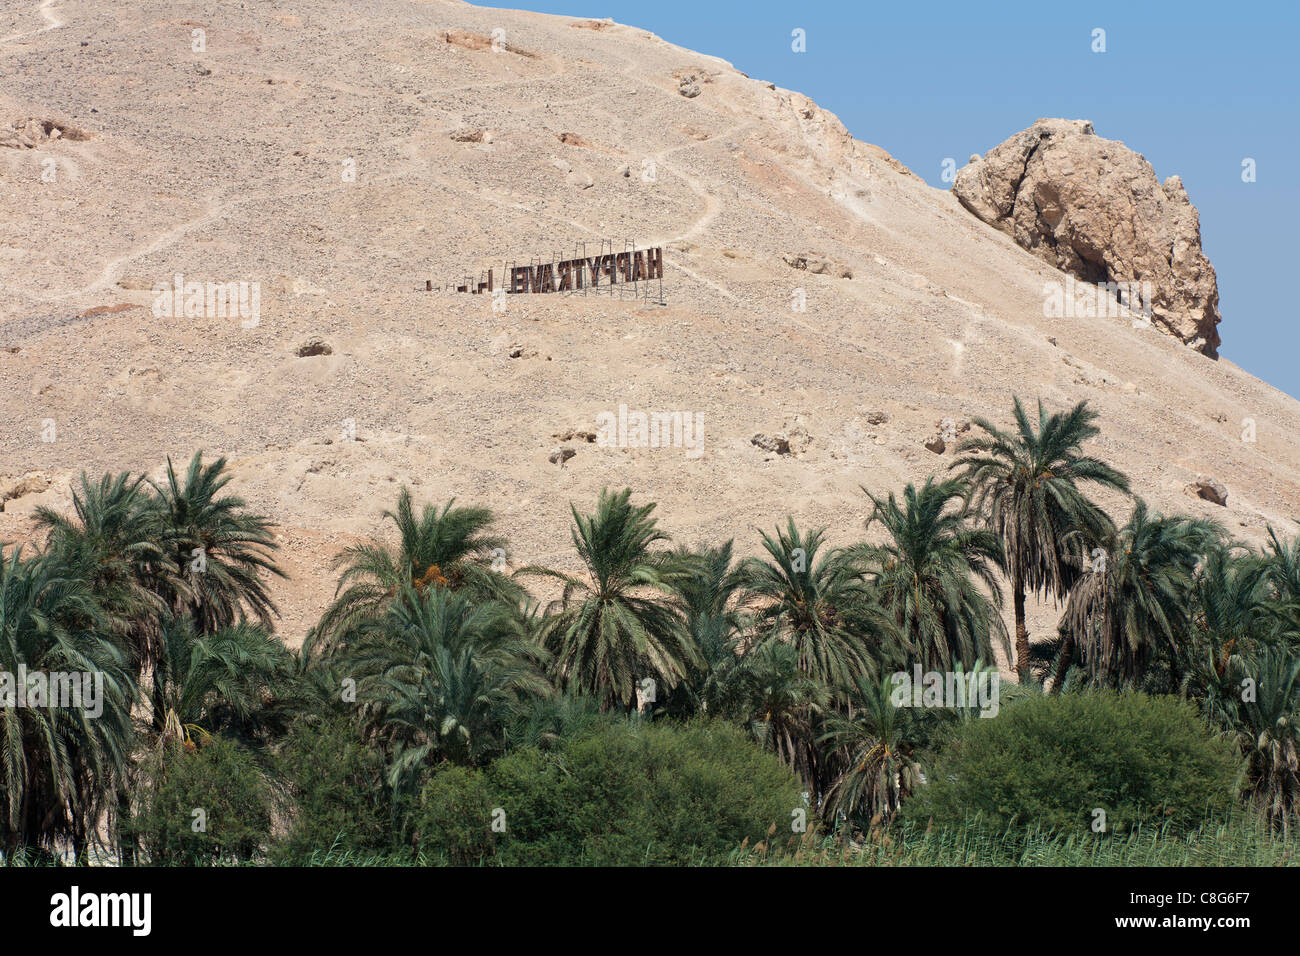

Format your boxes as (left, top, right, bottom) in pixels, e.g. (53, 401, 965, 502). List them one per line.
(953, 119, 1221, 356)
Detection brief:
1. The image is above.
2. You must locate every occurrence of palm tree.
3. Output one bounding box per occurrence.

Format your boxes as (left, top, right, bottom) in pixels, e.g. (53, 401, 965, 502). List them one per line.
(518, 488, 698, 712)
(727, 638, 827, 786)
(740, 518, 897, 688)
(1232, 645, 1300, 831)
(149, 452, 284, 634)
(952, 397, 1130, 681)
(1061, 499, 1222, 688)
(856, 478, 1009, 672)
(149, 614, 291, 749)
(34, 471, 176, 676)
(0, 547, 135, 858)
(349, 586, 549, 795)
(317, 487, 518, 649)
(1261, 527, 1300, 645)
(661, 541, 748, 717)
(1186, 547, 1270, 701)
(819, 672, 924, 828)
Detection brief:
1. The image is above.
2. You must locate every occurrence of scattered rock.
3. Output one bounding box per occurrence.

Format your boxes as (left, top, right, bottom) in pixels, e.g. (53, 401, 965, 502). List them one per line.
(786, 424, 813, 456)
(554, 430, 596, 443)
(508, 344, 538, 359)
(678, 75, 701, 98)
(451, 128, 492, 144)
(1186, 474, 1228, 506)
(76, 303, 140, 319)
(782, 252, 852, 279)
(751, 433, 791, 455)
(1, 117, 91, 149)
(549, 447, 576, 466)
(565, 168, 594, 189)
(441, 29, 536, 56)
(296, 338, 333, 357)
(1, 472, 51, 509)
(923, 434, 947, 454)
(865, 410, 890, 425)
(953, 119, 1221, 355)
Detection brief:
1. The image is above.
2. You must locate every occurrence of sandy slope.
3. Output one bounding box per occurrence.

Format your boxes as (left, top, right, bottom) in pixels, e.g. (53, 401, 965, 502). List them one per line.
(2, 0, 1297, 658)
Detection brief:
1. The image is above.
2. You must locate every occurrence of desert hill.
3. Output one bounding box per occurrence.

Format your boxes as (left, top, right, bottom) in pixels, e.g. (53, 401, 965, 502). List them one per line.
(3, 0, 1298, 657)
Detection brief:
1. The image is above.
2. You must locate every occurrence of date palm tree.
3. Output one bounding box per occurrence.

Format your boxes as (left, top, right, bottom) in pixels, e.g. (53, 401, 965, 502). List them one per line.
(727, 638, 828, 789)
(740, 518, 898, 688)
(317, 486, 519, 649)
(34, 471, 176, 677)
(819, 672, 924, 828)
(149, 452, 284, 635)
(0, 547, 135, 858)
(1232, 645, 1300, 831)
(149, 613, 291, 749)
(952, 397, 1130, 681)
(1061, 500, 1222, 688)
(518, 488, 698, 712)
(348, 585, 549, 795)
(1261, 526, 1300, 645)
(855, 478, 1009, 672)
(1180, 551, 1262, 733)
(660, 541, 748, 717)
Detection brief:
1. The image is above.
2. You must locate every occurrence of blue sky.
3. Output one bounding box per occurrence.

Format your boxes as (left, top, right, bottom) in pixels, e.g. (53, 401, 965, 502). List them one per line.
(480, 0, 1300, 398)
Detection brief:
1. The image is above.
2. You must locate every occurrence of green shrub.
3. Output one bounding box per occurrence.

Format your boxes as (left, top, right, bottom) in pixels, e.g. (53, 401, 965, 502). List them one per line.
(131, 738, 273, 865)
(270, 717, 394, 865)
(903, 691, 1241, 835)
(414, 765, 496, 865)
(415, 717, 804, 865)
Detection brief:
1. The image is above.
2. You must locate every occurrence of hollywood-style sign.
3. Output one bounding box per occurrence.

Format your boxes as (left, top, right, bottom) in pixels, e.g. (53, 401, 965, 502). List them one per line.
(437, 246, 664, 295)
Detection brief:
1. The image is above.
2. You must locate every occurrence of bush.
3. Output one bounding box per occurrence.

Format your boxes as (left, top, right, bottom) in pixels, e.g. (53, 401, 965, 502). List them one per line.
(131, 738, 273, 865)
(413, 765, 497, 865)
(417, 717, 804, 865)
(903, 691, 1241, 836)
(270, 717, 395, 865)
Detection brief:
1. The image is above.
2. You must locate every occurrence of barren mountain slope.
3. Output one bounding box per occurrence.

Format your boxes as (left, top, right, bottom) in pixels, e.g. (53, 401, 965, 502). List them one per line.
(2, 0, 1298, 654)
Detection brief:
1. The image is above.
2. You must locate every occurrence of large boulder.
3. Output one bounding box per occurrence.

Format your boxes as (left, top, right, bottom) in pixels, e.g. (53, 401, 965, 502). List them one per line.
(954, 119, 1221, 356)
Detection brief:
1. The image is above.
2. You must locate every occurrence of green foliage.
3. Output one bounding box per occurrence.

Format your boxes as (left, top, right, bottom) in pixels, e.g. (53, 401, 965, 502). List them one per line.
(151, 613, 290, 747)
(740, 518, 894, 686)
(317, 488, 519, 650)
(519, 488, 699, 711)
(0, 546, 136, 855)
(270, 717, 394, 865)
(413, 765, 496, 865)
(131, 738, 273, 865)
(857, 477, 1008, 671)
(417, 718, 803, 865)
(953, 397, 1130, 677)
(740, 813, 1300, 867)
(347, 585, 549, 796)
(903, 691, 1240, 835)
(148, 452, 285, 634)
(1063, 500, 1223, 688)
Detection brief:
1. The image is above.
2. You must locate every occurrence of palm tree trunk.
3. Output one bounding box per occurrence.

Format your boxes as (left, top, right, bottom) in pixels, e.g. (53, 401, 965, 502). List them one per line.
(1013, 583, 1030, 682)
(1050, 635, 1074, 694)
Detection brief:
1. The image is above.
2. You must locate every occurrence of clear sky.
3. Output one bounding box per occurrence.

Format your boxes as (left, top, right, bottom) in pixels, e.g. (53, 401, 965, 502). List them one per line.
(479, 0, 1300, 399)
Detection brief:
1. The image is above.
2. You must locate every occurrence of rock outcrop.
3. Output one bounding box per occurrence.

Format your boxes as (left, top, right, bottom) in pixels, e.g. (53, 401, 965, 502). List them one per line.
(1187, 474, 1228, 506)
(953, 119, 1221, 356)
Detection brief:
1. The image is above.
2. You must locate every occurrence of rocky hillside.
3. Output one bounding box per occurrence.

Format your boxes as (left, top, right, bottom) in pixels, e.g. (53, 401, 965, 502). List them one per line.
(2, 0, 1298, 657)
